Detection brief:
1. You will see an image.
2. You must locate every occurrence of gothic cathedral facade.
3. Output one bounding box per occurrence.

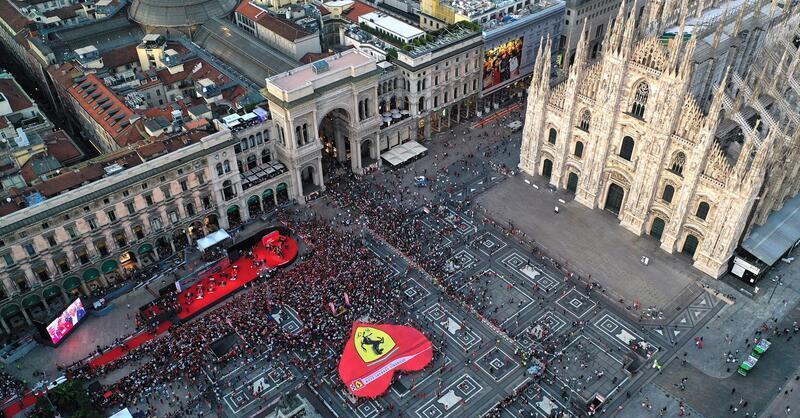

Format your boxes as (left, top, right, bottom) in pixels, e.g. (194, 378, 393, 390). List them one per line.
(519, 0, 796, 277)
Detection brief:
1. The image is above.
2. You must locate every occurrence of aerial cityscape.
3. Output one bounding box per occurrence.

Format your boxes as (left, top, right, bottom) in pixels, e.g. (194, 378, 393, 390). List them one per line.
(0, 0, 798, 416)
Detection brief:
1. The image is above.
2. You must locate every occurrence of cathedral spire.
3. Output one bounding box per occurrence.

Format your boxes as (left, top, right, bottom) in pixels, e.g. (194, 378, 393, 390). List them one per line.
(704, 67, 729, 129)
(570, 19, 590, 75)
(539, 36, 553, 95)
(711, 7, 727, 49)
(731, 120, 761, 184)
(678, 35, 696, 78)
(733, 3, 745, 36)
(668, 3, 688, 72)
(620, 0, 639, 57)
(606, 0, 628, 55)
(529, 37, 546, 97)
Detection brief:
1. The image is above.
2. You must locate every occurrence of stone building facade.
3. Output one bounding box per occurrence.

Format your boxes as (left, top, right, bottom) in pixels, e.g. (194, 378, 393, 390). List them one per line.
(519, 0, 794, 278)
(0, 122, 295, 333)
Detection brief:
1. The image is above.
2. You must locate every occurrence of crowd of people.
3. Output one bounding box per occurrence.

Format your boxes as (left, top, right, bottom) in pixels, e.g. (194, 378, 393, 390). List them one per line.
(60, 211, 425, 415)
(0, 370, 25, 402)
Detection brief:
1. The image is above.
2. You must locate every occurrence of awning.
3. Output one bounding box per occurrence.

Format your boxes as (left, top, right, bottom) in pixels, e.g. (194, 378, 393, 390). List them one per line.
(138, 243, 154, 255)
(227, 205, 239, 215)
(263, 189, 274, 199)
(276, 183, 288, 192)
(1, 304, 20, 318)
(109, 408, 134, 418)
(742, 193, 800, 266)
(83, 268, 101, 282)
(101, 259, 119, 274)
(63, 277, 81, 290)
(21, 294, 41, 308)
(197, 229, 231, 251)
(247, 195, 260, 205)
(43, 286, 62, 299)
(381, 141, 428, 166)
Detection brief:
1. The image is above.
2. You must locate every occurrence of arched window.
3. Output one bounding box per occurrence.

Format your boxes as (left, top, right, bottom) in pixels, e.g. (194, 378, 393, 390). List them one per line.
(261, 149, 271, 164)
(662, 185, 675, 203)
(574, 141, 584, 158)
(619, 136, 635, 160)
(579, 110, 591, 131)
(671, 152, 686, 176)
(418, 97, 425, 112)
(295, 126, 302, 146)
(215, 163, 223, 176)
(247, 154, 257, 170)
(222, 180, 235, 201)
(548, 128, 557, 145)
(631, 82, 649, 118)
(302, 123, 309, 143)
(186, 203, 196, 217)
(696, 201, 710, 220)
(223, 160, 231, 173)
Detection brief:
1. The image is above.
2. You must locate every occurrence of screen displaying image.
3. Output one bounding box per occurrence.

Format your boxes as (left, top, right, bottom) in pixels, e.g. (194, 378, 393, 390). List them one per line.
(46, 298, 86, 344)
(483, 37, 524, 91)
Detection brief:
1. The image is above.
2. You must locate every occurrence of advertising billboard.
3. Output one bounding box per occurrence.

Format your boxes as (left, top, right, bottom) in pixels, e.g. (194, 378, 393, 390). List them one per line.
(46, 298, 86, 344)
(483, 37, 524, 91)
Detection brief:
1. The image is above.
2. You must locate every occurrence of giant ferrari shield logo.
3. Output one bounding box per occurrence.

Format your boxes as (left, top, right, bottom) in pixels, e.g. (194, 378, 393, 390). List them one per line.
(354, 326, 396, 363)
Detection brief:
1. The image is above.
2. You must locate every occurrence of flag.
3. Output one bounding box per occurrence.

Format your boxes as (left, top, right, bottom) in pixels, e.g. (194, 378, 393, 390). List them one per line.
(344, 293, 351, 306)
(338, 322, 433, 398)
(329, 302, 336, 314)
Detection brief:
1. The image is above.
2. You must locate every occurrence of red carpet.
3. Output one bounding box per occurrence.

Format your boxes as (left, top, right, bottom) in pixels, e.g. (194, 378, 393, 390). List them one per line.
(177, 230, 297, 320)
(3, 392, 39, 418)
(89, 320, 172, 369)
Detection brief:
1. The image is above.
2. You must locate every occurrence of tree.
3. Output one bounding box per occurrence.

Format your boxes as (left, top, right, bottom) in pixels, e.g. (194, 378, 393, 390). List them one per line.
(30, 381, 103, 418)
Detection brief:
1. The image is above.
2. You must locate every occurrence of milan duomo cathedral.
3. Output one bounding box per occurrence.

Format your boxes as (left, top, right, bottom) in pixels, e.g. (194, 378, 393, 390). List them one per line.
(519, 0, 800, 277)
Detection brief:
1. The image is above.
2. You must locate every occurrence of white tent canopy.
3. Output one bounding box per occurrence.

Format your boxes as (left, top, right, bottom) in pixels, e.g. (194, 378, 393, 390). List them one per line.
(381, 141, 428, 166)
(109, 408, 134, 418)
(196, 229, 231, 251)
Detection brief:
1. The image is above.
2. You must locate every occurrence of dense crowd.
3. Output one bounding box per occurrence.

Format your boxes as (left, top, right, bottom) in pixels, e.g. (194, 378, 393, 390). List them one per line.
(0, 370, 25, 401)
(61, 212, 419, 415)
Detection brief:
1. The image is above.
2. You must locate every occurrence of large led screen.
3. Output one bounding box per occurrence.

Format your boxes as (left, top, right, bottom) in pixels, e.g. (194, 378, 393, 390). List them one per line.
(46, 298, 86, 344)
(483, 37, 524, 91)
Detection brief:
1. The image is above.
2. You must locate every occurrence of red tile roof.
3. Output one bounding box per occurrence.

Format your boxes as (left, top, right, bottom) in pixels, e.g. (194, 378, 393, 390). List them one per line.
(44, 130, 83, 164)
(0, 115, 8, 129)
(156, 57, 229, 87)
(344, 1, 377, 23)
(300, 51, 335, 64)
(67, 73, 136, 143)
(0, 78, 33, 112)
(236, 0, 312, 41)
(0, 0, 31, 33)
(136, 141, 167, 160)
(100, 44, 139, 69)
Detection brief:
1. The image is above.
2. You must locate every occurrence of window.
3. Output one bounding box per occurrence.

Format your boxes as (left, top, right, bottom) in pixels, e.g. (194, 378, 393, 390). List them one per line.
(24, 243, 36, 256)
(88, 219, 98, 230)
(96, 241, 109, 257)
(548, 128, 557, 144)
(46, 235, 57, 247)
(107, 209, 117, 222)
(2, 253, 13, 266)
(56, 257, 69, 273)
(151, 217, 163, 231)
(126, 201, 136, 215)
(162, 187, 171, 199)
(223, 180, 236, 201)
(159, 176, 166, 183)
(186, 203, 196, 217)
(169, 210, 179, 224)
(223, 160, 231, 173)
(579, 110, 591, 131)
(662, 185, 675, 203)
(14, 275, 29, 292)
(574, 141, 584, 158)
(145, 194, 154, 206)
(180, 180, 188, 192)
(133, 225, 145, 240)
(66, 225, 77, 239)
(203, 196, 212, 210)
(696, 202, 710, 220)
(216, 163, 224, 176)
(197, 172, 205, 185)
(114, 232, 127, 247)
(42, 222, 49, 229)
(631, 82, 649, 118)
(261, 149, 271, 164)
(619, 136, 635, 160)
(670, 152, 686, 176)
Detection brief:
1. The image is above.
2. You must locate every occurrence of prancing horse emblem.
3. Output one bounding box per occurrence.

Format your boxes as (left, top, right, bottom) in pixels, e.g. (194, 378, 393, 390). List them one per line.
(354, 326, 396, 363)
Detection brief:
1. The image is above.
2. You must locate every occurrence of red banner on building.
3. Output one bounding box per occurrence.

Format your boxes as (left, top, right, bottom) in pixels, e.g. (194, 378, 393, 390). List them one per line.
(338, 322, 433, 398)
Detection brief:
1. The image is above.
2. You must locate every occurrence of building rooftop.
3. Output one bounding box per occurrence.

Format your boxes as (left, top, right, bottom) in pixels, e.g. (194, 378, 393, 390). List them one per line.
(267, 49, 375, 95)
(129, 0, 238, 28)
(343, 0, 377, 23)
(67, 73, 137, 141)
(359, 12, 425, 40)
(0, 76, 35, 114)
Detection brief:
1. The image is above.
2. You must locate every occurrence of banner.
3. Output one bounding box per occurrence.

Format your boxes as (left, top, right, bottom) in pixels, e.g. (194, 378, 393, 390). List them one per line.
(338, 322, 433, 398)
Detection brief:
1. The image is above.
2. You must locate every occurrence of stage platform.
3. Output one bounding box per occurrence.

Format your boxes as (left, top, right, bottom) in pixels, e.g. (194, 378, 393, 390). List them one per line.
(176, 230, 298, 320)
